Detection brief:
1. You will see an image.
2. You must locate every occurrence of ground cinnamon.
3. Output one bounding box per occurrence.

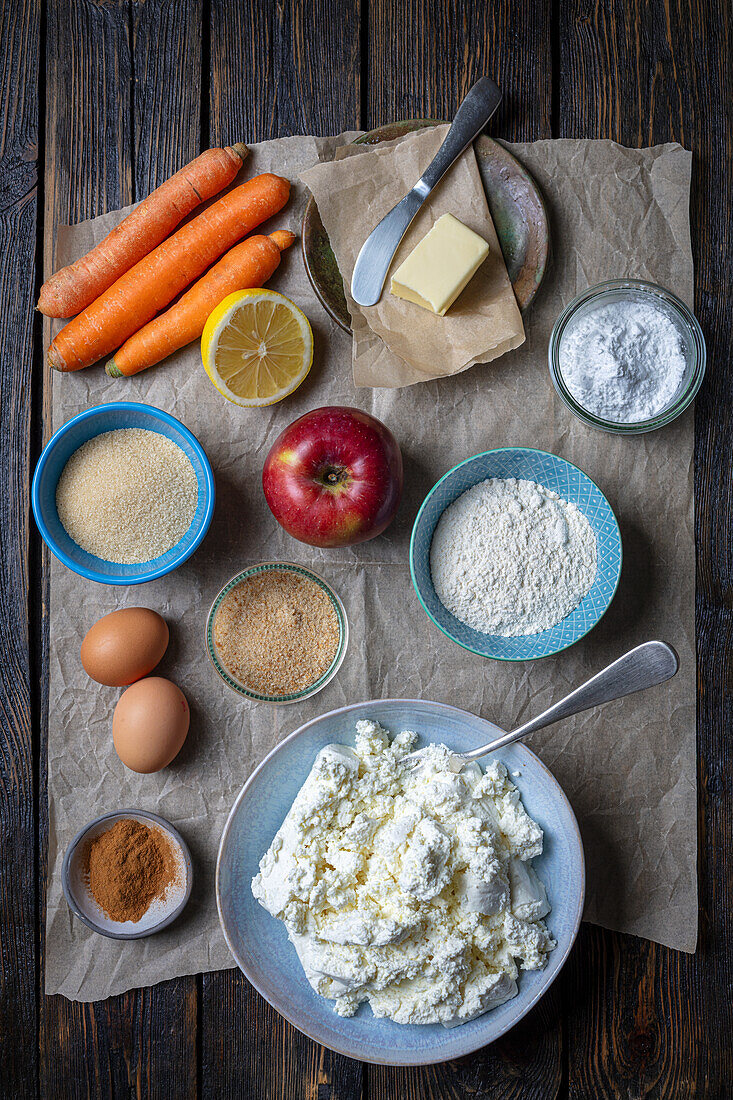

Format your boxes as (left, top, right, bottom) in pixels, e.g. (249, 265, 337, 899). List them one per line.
(84, 818, 177, 922)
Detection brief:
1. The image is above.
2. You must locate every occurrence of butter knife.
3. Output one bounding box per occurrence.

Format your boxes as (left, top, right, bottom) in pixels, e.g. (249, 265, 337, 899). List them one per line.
(350, 76, 503, 307)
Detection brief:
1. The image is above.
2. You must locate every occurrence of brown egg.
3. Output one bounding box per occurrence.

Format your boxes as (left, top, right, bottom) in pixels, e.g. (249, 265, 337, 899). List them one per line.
(112, 677, 189, 773)
(81, 608, 169, 686)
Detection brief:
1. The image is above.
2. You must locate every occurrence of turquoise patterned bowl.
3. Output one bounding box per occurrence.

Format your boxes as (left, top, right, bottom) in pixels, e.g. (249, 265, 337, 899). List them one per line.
(410, 448, 622, 661)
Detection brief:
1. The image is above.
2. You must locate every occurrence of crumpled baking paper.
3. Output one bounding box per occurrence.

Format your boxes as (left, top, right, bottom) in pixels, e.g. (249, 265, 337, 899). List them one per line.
(301, 125, 525, 387)
(45, 133, 696, 1002)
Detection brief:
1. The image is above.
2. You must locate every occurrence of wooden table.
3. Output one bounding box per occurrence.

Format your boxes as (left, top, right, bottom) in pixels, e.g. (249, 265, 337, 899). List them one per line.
(2, 1, 730, 1096)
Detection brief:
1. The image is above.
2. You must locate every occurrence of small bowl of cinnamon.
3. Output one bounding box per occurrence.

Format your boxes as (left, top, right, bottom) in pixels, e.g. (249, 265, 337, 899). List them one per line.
(62, 809, 193, 939)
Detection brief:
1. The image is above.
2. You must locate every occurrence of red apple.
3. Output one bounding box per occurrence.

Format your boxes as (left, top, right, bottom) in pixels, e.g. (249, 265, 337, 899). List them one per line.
(262, 406, 403, 547)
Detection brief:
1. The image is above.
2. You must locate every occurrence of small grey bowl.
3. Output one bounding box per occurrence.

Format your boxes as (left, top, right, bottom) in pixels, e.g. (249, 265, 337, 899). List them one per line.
(62, 809, 193, 940)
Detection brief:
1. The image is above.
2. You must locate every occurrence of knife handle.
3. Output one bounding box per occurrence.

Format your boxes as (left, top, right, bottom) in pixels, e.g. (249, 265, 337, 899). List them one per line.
(416, 77, 503, 197)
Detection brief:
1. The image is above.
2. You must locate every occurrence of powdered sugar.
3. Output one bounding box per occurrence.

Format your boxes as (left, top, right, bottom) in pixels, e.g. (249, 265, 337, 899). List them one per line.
(558, 298, 687, 423)
(430, 478, 597, 637)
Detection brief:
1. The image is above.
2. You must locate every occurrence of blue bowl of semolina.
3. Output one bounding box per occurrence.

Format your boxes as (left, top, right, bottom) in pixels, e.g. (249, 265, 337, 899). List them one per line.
(205, 562, 349, 704)
(32, 401, 215, 585)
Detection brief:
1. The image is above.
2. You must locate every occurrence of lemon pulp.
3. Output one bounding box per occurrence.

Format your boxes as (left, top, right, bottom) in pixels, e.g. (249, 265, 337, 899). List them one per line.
(202, 290, 313, 407)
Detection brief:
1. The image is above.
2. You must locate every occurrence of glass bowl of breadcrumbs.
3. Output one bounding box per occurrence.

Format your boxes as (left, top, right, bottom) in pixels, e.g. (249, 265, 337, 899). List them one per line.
(205, 562, 348, 704)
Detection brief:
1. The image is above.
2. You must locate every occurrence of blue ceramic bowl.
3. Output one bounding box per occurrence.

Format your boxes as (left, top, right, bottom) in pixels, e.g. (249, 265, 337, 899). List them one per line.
(217, 698, 585, 1066)
(410, 448, 622, 661)
(32, 402, 215, 585)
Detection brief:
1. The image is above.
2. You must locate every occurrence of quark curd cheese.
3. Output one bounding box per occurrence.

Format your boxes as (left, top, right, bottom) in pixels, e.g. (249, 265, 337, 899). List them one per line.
(252, 719, 555, 1027)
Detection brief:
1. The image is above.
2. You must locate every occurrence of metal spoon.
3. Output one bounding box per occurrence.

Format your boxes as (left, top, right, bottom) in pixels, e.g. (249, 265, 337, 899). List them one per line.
(405, 641, 679, 773)
(350, 76, 503, 307)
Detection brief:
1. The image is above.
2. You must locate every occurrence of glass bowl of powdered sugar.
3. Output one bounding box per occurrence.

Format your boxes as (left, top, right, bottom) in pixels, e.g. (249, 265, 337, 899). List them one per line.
(548, 279, 705, 434)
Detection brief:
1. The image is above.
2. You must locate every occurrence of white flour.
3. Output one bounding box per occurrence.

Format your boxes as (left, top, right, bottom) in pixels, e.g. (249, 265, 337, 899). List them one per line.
(558, 298, 687, 423)
(430, 478, 597, 637)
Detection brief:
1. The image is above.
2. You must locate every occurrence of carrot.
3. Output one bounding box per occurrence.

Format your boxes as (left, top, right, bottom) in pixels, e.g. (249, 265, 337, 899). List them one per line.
(106, 231, 296, 378)
(38, 145, 249, 318)
(48, 174, 291, 372)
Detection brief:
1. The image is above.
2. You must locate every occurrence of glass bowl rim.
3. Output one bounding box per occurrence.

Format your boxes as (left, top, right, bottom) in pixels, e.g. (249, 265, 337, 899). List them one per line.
(205, 561, 349, 704)
(548, 278, 706, 435)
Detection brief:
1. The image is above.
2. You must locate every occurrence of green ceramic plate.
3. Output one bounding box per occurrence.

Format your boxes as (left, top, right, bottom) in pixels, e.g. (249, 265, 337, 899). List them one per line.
(301, 120, 550, 333)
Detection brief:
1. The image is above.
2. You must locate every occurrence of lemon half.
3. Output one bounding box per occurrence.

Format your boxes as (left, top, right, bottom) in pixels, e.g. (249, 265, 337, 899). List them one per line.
(201, 289, 313, 407)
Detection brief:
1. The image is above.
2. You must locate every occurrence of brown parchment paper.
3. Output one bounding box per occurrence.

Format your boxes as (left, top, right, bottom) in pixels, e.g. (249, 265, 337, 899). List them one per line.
(301, 126, 525, 387)
(45, 134, 696, 1002)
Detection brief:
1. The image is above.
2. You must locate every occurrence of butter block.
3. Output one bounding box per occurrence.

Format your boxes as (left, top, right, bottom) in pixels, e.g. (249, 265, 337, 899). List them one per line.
(390, 213, 490, 315)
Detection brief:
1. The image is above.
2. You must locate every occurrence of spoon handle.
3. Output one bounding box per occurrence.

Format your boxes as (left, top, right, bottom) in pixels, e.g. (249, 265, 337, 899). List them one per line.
(459, 641, 679, 764)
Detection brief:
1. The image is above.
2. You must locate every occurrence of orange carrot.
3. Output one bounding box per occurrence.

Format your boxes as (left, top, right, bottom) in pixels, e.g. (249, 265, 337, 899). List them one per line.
(38, 145, 249, 318)
(48, 174, 291, 372)
(106, 231, 296, 378)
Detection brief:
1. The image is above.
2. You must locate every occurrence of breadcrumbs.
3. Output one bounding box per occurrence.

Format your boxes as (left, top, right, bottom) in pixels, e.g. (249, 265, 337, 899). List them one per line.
(214, 570, 341, 696)
(56, 428, 198, 564)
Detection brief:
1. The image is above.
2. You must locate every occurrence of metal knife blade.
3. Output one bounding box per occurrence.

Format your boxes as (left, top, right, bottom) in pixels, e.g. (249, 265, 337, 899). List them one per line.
(350, 76, 502, 308)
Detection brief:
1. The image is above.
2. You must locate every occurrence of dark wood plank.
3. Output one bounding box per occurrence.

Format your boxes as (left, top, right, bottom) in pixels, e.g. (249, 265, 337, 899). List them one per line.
(132, 0, 203, 198)
(367, 2, 559, 1096)
(366, 0, 553, 140)
(559, 2, 732, 1097)
(42, 981, 198, 1100)
(366, 993, 563, 1100)
(0, 0, 40, 1096)
(202, 3, 364, 1098)
(209, 0, 361, 146)
(40, 3, 200, 1095)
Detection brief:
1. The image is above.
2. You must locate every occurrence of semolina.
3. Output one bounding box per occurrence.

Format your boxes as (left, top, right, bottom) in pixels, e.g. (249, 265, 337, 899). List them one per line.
(56, 428, 198, 564)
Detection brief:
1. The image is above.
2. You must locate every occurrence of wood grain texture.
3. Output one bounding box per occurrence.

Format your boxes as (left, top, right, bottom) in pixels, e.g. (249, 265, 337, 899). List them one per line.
(202, 2, 364, 1098)
(367, 2, 559, 1095)
(0, 2, 726, 1097)
(367, 992, 563, 1100)
(40, 3, 199, 1096)
(41, 982, 198, 1100)
(131, 0, 203, 199)
(209, 0, 361, 146)
(0, 0, 40, 1096)
(559, 1, 732, 1097)
(367, 0, 553, 139)
(201, 972, 365, 1100)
